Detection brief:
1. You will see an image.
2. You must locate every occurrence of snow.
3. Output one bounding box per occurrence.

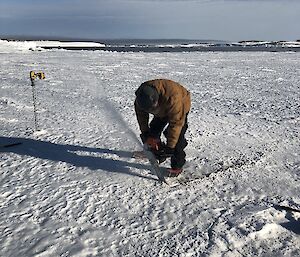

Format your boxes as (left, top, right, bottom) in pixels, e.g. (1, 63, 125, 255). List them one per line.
(2, 39, 299, 53)
(0, 40, 300, 256)
(0, 40, 105, 52)
(232, 41, 300, 48)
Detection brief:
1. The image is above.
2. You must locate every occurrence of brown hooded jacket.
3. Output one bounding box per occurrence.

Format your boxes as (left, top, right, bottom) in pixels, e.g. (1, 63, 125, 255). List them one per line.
(135, 79, 191, 148)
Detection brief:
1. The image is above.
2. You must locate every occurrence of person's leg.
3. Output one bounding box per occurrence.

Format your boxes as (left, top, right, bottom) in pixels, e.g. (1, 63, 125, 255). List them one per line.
(148, 117, 168, 163)
(149, 117, 168, 138)
(170, 115, 188, 170)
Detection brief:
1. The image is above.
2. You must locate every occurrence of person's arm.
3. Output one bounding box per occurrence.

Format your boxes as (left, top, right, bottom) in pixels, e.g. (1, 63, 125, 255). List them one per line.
(134, 100, 150, 134)
(166, 97, 185, 148)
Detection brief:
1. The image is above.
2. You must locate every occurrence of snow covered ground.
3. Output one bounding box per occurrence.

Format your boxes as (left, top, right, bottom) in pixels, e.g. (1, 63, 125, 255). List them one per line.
(0, 43, 300, 256)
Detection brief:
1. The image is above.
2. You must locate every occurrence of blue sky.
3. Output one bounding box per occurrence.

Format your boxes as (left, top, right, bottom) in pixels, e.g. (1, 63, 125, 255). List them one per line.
(0, 0, 299, 41)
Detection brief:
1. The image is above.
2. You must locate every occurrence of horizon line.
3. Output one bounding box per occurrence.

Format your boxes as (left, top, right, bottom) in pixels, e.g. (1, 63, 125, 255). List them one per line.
(1, 35, 299, 43)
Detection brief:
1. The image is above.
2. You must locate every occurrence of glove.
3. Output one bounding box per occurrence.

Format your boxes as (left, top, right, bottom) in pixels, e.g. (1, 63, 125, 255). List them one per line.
(140, 132, 161, 151)
(140, 132, 151, 144)
(145, 137, 161, 151)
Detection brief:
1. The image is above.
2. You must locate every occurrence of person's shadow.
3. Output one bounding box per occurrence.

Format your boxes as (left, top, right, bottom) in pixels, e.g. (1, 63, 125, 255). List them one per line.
(0, 136, 156, 182)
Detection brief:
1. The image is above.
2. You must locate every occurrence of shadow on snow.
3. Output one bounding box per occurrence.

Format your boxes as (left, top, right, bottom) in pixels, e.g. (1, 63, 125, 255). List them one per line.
(0, 136, 156, 182)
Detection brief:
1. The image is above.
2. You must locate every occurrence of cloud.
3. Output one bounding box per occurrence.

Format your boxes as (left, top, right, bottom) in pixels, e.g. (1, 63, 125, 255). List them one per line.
(0, 0, 299, 40)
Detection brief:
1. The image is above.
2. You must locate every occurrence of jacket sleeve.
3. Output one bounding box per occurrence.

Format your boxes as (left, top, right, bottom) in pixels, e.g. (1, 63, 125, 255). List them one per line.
(166, 96, 185, 148)
(134, 100, 150, 133)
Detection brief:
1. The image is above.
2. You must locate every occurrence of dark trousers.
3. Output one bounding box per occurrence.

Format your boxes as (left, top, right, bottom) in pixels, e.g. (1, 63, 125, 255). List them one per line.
(149, 114, 188, 169)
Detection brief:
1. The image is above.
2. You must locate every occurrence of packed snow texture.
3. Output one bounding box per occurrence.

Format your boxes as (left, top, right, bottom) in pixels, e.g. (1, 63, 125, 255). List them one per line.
(0, 43, 300, 256)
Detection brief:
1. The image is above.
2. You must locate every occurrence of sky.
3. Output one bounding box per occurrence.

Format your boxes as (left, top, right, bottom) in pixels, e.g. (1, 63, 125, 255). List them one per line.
(0, 0, 299, 42)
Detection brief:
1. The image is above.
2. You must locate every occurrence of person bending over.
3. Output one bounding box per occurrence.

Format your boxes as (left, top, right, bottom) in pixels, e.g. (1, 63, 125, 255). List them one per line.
(134, 79, 191, 177)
